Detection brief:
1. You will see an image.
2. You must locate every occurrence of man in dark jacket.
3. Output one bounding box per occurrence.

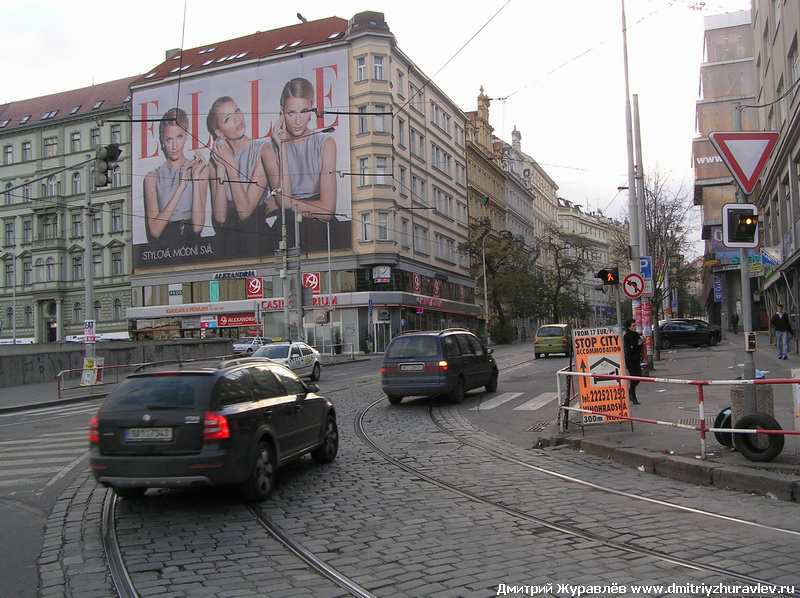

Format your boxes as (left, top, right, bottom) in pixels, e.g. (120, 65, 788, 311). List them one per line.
(623, 318, 643, 404)
(771, 303, 794, 360)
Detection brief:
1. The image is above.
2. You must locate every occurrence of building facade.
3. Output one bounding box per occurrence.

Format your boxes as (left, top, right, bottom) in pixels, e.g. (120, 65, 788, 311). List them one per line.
(0, 78, 136, 343)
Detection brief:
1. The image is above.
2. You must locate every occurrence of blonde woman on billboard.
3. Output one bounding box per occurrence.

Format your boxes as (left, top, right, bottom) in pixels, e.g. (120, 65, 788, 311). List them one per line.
(207, 95, 270, 258)
(143, 108, 208, 253)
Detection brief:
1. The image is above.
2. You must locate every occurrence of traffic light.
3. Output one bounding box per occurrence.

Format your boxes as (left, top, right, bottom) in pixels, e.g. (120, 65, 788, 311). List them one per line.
(721, 203, 759, 248)
(481, 196, 489, 206)
(93, 143, 122, 187)
(595, 267, 619, 285)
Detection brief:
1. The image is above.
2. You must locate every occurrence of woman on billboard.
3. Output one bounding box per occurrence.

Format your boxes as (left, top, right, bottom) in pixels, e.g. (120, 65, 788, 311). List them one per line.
(207, 96, 270, 258)
(143, 108, 208, 252)
(263, 77, 341, 251)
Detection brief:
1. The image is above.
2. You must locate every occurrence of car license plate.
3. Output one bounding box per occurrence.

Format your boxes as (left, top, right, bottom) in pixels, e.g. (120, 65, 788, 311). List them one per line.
(125, 427, 173, 441)
(400, 363, 424, 372)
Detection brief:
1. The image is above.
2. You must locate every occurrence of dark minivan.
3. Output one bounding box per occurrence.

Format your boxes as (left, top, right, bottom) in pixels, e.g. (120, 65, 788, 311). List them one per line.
(380, 329, 498, 404)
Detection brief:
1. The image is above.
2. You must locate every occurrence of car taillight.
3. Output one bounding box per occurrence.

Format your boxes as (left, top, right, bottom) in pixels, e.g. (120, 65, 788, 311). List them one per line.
(380, 365, 386, 373)
(438, 360, 449, 371)
(563, 338, 568, 343)
(89, 414, 99, 443)
(204, 412, 230, 440)
(534, 339, 539, 345)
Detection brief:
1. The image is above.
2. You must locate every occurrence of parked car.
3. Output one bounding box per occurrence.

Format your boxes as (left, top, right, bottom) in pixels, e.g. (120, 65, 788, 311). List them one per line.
(380, 329, 498, 404)
(253, 341, 322, 381)
(88, 357, 338, 501)
(534, 324, 573, 358)
(669, 318, 722, 342)
(658, 320, 718, 349)
(232, 336, 272, 354)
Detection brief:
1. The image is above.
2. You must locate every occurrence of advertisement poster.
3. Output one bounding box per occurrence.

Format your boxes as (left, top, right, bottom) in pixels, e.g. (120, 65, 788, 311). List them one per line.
(131, 48, 351, 270)
(573, 327, 629, 424)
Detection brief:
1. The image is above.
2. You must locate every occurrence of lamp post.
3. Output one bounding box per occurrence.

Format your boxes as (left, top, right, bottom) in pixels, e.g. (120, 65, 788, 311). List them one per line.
(481, 232, 490, 343)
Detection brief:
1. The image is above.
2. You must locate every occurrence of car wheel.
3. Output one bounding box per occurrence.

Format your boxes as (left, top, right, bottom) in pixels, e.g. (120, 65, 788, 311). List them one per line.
(535, 353, 541, 359)
(239, 441, 275, 502)
(113, 487, 146, 499)
(660, 337, 672, 350)
(485, 369, 498, 393)
(449, 377, 466, 403)
(246, 348, 254, 355)
(732, 413, 785, 462)
(707, 335, 718, 347)
(387, 395, 403, 405)
(311, 415, 339, 464)
(310, 362, 321, 382)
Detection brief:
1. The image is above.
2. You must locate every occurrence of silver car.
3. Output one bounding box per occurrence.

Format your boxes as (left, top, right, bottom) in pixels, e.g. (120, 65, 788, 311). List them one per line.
(253, 341, 322, 381)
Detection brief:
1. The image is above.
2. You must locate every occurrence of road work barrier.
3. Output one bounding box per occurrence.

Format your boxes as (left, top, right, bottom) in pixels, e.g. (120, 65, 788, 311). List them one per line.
(556, 366, 800, 462)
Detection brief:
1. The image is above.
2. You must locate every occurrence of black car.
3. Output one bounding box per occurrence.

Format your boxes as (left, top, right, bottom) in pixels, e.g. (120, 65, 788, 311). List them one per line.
(658, 320, 718, 349)
(671, 318, 722, 342)
(380, 329, 498, 404)
(89, 357, 338, 501)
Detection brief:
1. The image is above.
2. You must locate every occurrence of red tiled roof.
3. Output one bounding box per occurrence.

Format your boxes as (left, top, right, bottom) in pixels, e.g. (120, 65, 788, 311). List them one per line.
(132, 16, 349, 87)
(0, 76, 138, 132)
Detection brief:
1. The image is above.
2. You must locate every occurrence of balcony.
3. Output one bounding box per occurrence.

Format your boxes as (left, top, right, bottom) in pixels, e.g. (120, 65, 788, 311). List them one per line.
(31, 237, 66, 251)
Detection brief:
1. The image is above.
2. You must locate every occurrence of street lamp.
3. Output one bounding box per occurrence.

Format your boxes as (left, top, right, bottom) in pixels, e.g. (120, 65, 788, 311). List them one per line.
(481, 232, 490, 343)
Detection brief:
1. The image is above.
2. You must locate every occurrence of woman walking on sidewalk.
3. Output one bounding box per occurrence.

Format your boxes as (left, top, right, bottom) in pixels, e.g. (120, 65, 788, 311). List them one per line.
(771, 303, 794, 360)
(623, 319, 643, 405)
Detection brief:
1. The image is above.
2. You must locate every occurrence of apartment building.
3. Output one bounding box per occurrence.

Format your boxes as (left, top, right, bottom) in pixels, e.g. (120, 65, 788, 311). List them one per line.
(0, 77, 136, 343)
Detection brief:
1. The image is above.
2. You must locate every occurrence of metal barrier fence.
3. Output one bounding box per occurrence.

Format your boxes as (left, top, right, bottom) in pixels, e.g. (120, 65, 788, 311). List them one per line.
(556, 366, 800, 460)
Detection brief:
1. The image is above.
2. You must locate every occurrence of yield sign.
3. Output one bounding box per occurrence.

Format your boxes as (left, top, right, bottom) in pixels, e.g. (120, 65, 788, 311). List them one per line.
(709, 131, 779, 195)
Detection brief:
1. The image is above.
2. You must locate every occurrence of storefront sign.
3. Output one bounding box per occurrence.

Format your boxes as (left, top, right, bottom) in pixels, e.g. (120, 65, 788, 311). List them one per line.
(246, 277, 263, 299)
(218, 313, 257, 327)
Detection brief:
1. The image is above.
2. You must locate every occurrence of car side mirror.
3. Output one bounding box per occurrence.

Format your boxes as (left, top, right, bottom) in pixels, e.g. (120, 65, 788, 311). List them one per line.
(306, 383, 320, 393)
(486, 347, 494, 355)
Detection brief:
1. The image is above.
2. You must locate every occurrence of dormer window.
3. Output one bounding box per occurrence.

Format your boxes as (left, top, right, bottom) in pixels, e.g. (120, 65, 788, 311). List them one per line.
(92, 101, 104, 110)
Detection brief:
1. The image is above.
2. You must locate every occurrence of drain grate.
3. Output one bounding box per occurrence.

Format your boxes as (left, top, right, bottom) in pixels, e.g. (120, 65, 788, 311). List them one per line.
(678, 418, 714, 426)
(527, 421, 552, 432)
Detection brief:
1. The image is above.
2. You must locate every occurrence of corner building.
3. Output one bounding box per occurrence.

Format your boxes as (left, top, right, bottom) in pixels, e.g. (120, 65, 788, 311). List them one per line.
(126, 12, 478, 352)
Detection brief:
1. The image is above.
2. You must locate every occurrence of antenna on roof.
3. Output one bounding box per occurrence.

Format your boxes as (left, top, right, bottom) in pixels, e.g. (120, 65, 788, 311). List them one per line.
(297, 13, 308, 23)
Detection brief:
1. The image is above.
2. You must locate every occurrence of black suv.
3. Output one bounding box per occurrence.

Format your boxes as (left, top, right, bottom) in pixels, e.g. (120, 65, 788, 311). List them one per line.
(380, 329, 498, 404)
(89, 357, 338, 501)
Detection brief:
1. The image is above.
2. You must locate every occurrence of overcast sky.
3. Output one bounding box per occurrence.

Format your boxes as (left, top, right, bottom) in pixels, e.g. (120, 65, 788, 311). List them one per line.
(2, 0, 751, 232)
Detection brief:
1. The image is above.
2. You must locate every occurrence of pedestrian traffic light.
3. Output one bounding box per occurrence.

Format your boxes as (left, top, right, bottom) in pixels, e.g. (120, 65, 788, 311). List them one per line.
(595, 267, 619, 285)
(481, 196, 489, 206)
(93, 143, 122, 187)
(722, 203, 759, 248)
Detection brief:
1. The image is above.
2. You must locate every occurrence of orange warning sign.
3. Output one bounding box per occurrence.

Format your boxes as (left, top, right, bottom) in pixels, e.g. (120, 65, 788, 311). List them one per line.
(572, 327, 630, 424)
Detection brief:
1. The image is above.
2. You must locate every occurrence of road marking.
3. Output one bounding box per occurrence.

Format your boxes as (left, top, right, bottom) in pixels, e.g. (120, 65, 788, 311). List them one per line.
(513, 392, 558, 410)
(469, 392, 522, 410)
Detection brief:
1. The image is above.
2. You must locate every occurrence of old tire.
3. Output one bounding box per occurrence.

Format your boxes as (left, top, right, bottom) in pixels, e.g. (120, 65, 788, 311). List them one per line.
(732, 413, 785, 462)
(485, 370, 498, 393)
(310, 362, 321, 382)
(239, 441, 275, 502)
(713, 407, 732, 447)
(311, 415, 338, 464)
(449, 377, 466, 403)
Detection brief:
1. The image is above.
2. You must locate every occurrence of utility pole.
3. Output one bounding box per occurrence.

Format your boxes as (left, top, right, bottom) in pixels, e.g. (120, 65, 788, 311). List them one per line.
(84, 161, 95, 361)
(633, 95, 652, 366)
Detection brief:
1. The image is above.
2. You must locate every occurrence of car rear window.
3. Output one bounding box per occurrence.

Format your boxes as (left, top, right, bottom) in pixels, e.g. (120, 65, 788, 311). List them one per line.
(538, 326, 565, 338)
(385, 336, 441, 359)
(254, 345, 291, 359)
(103, 374, 212, 410)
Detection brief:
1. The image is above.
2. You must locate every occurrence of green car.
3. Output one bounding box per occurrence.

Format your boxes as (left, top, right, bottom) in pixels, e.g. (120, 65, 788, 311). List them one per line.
(534, 324, 573, 358)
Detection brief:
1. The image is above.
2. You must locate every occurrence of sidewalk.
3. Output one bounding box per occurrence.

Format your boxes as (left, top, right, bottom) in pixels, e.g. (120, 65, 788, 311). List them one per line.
(541, 329, 800, 501)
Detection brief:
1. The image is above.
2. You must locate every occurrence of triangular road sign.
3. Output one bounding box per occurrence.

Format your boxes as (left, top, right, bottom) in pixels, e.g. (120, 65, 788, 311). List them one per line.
(709, 131, 779, 195)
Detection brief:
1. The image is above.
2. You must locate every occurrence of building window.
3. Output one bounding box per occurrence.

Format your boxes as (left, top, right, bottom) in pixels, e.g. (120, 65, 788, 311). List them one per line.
(94, 300, 102, 322)
(44, 137, 57, 157)
(373, 55, 385, 80)
(72, 256, 82, 281)
(433, 187, 453, 217)
(396, 70, 405, 97)
(71, 132, 81, 153)
(93, 252, 102, 278)
(398, 166, 408, 197)
(46, 175, 60, 197)
(358, 156, 370, 186)
(374, 104, 388, 133)
(73, 302, 82, 324)
(4, 183, 12, 205)
(455, 124, 465, 148)
(46, 257, 55, 281)
(24, 306, 32, 328)
(455, 162, 466, 187)
(377, 211, 390, 241)
(375, 156, 389, 185)
(413, 225, 428, 254)
(113, 298, 122, 320)
(112, 166, 122, 188)
(355, 56, 367, 82)
(790, 41, 800, 88)
(111, 207, 122, 232)
(5, 265, 12, 288)
(401, 218, 409, 247)
(111, 124, 121, 144)
(72, 212, 82, 237)
(457, 201, 468, 226)
(112, 250, 122, 275)
(408, 82, 424, 115)
(397, 118, 406, 147)
(410, 128, 425, 160)
(41, 217, 52, 239)
(36, 258, 44, 282)
(91, 129, 100, 149)
(23, 259, 32, 284)
(6, 307, 12, 328)
(5, 221, 13, 246)
(93, 210, 102, 234)
(360, 212, 372, 242)
(72, 172, 82, 195)
(411, 175, 426, 205)
(23, 220, 32, 243)
(431, 144, 452, 176)
(3, 145, 11, 164)
(357, 105, 369, 134)
(22, 184, 31, 202)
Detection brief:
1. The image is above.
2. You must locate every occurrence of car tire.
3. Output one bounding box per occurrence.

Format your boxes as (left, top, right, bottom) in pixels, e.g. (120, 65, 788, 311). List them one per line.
(449, 377, 466, 403)
(310, 363, 321, 382)
(239, 441, 275, 502)
(246, 348, 254, 355)
(311, 415, 339, 464)
(485, 369, 498, 393)
(732, 413, 785, 462)
(535, 353, 541, 359)
(707, 335, 718, 347)
(660, 337, 672, 350)
(113, 487, 146, 499)
(387, 395, 403, 405)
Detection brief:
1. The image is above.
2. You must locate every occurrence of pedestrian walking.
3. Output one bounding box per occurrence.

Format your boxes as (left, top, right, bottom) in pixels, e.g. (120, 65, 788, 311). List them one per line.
(771, 304, 794, 360)
(623, 318, 643, 404)
(730, 312, 739, 335)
